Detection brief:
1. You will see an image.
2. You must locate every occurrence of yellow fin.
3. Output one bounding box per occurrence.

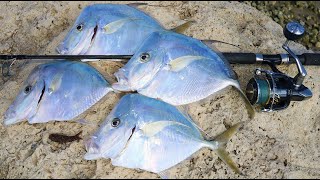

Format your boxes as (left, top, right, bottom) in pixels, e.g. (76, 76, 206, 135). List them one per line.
(170, 20, 196, 34)
(208, 122, 244, 174)
(104, 18, 141, 34)
(141, 121, 189, 137)
(214, 122, 243, 144)
(231, 86, 255, 119)
(215, 148, 241, 174)
(169, 55, 208, 72)
(48, 72, 63, 94)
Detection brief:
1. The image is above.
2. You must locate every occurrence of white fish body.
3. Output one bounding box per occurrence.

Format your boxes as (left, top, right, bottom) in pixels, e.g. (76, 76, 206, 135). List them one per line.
(4, 61, 112, 125)
(84, 94, 242, 177)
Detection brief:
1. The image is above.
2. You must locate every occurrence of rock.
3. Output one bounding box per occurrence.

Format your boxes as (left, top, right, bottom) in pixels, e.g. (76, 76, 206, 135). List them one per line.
(0, 1, 319, 179)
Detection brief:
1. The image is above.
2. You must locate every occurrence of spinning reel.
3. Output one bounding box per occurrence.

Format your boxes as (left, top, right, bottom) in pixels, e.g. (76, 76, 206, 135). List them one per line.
(245, 22, 313, 111)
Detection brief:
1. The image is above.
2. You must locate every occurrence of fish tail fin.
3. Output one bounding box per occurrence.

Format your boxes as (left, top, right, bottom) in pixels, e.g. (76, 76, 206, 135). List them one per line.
(230, 80, 255, 119)
(207, 122, 244, 174)
(170, 20, 196, 34)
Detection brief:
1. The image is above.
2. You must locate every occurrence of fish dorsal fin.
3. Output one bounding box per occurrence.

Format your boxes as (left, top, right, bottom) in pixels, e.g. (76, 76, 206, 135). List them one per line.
(176, 105, 209, 138)
(168, 55, 209, 72)
(170, 20, 196, 34)
(74, 119, 98, 127)
(104, 18, 141, 34)
(48, 72, 63, 94)
(126, 3, 148, 8)
(201, 39, 241, 50)
(141, 121, 189, 137)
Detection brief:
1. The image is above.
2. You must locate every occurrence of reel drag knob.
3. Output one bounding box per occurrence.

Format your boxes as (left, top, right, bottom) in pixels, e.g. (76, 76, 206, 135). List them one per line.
(283, 21, 305, 41)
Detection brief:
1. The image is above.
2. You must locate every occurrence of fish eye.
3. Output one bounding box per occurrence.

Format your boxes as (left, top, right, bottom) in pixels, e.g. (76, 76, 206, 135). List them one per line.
(76, 24, 84, 31)
(139, 53, 150, 63)
(24, 85, 32, 94)
(111, 118, 121, 127)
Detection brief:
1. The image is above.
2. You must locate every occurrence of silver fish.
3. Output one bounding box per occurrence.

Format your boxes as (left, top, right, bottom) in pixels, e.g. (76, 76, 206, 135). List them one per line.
(56, 3, 193, 59)
(84, 93, 243, 177)
(3, 61, 112, 125)
(112, 31, 255, 119)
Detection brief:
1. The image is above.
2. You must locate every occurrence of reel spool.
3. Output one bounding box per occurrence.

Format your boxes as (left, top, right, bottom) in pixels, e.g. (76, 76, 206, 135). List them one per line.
(245, 21, 313, 112)
(246, 68, 312, 111)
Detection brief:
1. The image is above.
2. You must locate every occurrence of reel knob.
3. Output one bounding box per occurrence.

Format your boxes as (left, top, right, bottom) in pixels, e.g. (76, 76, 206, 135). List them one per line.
(283, 22, 305, 41)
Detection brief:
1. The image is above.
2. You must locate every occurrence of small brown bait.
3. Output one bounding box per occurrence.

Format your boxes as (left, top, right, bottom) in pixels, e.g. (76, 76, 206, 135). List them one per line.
(49, 131, 82, 144)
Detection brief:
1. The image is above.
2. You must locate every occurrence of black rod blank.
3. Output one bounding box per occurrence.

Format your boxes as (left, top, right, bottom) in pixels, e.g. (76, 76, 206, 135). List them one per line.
(0, 53, 319, 65)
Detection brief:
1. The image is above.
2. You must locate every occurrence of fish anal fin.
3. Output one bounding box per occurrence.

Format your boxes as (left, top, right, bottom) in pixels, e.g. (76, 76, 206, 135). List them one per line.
(170, 20, 196, 34)
(158, 169, 172, 179)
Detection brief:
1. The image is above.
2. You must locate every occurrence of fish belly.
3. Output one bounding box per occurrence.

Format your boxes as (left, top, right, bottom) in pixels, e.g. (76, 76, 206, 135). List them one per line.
(138, 59, 235, 105)
(112, 125, 204, 173)
(29, 62, 112, 123)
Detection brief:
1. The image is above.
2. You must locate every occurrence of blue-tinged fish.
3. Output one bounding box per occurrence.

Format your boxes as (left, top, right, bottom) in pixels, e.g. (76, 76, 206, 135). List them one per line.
(112, 31, 255, 119)
(3, 61, 112, 125)
(84, 94, 243, 177)
(56, 3, 193, 59)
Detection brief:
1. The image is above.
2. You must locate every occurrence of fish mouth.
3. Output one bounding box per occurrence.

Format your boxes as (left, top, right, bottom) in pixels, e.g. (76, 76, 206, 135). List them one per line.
(56, 25, 98, 55)
(3, 107, 19, 126)
(112, 69, 132, 92)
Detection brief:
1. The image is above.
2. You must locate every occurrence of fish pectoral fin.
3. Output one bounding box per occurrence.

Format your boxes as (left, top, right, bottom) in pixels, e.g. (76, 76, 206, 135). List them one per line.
(141, 121, 189, 137)
(208, 122, 244, 174)
(170, 20, 196, 34)
(168, 55, 209, 72)
(49, 72, 63, 94)
(104, 18, 142, 34)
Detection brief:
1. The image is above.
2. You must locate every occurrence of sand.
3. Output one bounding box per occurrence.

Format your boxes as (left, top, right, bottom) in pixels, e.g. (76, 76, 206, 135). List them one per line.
(0, 1, 320, 179)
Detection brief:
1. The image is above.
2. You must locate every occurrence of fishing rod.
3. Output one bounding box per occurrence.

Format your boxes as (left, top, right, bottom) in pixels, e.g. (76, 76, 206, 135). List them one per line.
(0, 22, 318, 112)
(0, 53, 319, 64)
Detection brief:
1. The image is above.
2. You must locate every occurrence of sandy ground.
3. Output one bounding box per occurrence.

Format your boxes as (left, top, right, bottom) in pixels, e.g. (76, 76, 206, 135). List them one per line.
(0, 1, 320, 179)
